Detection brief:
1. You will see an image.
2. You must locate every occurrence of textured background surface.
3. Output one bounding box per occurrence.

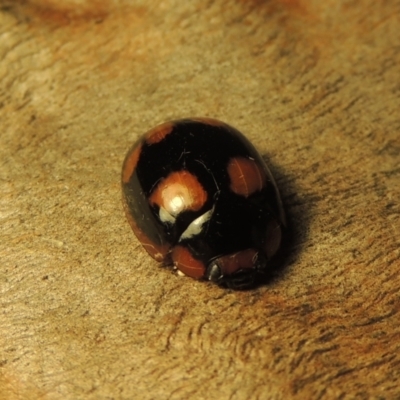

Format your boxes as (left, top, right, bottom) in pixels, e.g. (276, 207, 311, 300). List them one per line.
(1, 0, 400, 399)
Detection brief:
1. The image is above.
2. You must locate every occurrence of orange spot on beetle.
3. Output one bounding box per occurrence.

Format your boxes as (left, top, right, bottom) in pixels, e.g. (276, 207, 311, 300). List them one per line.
(145, 122, 174, 145)
(227, 157, 266, 197)
(149, 170, 207, 216)
(172, 246, 206, 279)
(122, 144, 142, 183)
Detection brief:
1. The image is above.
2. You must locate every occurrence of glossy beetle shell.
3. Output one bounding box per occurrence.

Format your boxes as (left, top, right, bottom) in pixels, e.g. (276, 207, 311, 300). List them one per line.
(122, 118, 286, 289)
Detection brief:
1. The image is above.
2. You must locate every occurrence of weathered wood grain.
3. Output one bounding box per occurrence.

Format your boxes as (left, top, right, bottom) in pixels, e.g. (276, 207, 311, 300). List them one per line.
(1, 0, 400, 398)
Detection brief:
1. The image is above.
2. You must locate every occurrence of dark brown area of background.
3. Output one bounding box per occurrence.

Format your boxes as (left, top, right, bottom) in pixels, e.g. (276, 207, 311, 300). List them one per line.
(1, 0, 400, 399)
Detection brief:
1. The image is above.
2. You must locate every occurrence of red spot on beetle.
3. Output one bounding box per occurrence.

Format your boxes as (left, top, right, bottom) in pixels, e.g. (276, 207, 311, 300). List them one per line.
(172, 246, 206, 279)
(213, 249, 258, 275)
(227, 157, 266, 197)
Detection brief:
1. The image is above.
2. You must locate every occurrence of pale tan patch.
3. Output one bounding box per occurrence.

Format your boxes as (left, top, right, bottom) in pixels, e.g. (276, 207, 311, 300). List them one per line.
(227, 157, 266, 197)
(0, 370, 45, 400)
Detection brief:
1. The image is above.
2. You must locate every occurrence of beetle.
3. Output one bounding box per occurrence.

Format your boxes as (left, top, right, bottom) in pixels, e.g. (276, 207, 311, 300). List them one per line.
(121, 118, 286, 289)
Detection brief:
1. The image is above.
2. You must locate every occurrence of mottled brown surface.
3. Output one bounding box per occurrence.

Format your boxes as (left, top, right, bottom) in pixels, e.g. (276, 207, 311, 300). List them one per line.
(1, 0, 400, 399)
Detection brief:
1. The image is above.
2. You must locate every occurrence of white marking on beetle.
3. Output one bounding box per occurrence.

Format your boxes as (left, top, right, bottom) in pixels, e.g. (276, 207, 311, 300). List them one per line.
(179, 208, 213, 241)
(159, 207, 176, 224)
